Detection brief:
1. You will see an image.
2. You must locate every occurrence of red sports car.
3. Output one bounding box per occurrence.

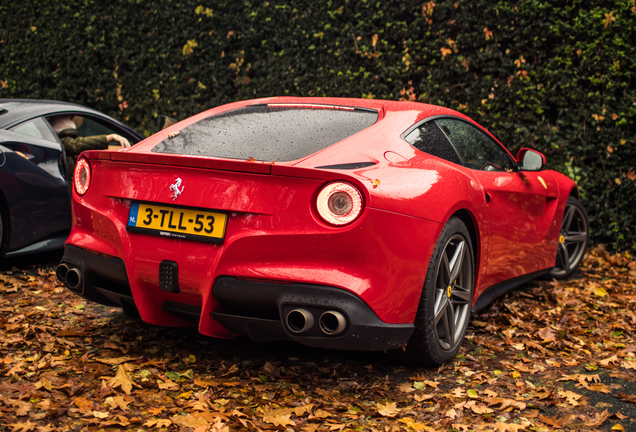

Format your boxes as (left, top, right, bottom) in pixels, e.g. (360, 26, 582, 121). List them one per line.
(56, 97, 588, 366)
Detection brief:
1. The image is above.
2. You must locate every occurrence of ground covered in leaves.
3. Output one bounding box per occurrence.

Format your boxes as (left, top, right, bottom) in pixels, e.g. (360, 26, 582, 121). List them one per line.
(0, 247, 635, 432)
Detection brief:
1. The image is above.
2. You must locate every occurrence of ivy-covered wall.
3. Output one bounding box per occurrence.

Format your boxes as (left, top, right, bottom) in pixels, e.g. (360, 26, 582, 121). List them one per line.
(1, 0, 635, 250)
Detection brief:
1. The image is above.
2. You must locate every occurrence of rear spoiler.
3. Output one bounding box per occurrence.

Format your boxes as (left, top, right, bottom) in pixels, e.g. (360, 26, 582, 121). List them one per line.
(81, 150, 368, 183)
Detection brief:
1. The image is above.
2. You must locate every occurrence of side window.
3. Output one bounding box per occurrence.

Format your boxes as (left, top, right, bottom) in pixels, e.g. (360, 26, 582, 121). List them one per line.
(73, 116, 120, 137)
(404, 121, 462, 165)
(9, 117, 59, 143)
(435, 118, 513, 171)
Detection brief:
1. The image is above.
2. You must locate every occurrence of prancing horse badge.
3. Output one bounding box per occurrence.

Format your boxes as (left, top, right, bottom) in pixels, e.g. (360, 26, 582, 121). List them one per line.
(169, 178, 184, 200)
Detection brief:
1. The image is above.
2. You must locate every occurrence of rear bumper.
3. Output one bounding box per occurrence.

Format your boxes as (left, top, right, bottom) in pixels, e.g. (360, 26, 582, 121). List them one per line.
(58, 246, 413, 351)
(211, 276, 413, 351)
(58, 245, 138, 315)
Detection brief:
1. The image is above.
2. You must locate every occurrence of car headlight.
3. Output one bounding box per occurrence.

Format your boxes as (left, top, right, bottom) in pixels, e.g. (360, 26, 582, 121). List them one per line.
(74, 158, 91, 195)
(316, 182, 363, 226)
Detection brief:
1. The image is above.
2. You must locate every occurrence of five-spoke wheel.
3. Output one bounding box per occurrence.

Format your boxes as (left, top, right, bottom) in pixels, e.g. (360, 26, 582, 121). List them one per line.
(400, 217, 474, 366)
(547, 196, 589, 279)
(432, 233, 473, 351)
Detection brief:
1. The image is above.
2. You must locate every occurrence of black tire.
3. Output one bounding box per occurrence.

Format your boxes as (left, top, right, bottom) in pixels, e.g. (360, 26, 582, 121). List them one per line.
(400, 217, 474, 367)
(546, 196, 589, 280)
(0, 206, 7, 258)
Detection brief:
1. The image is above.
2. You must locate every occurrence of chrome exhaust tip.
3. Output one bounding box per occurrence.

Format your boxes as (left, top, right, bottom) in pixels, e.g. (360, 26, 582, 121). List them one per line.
(319, 310, 347, 335)
(286, 308, 315, 334)
(65, 267, 83, 294)
(55, 263, 70, 284)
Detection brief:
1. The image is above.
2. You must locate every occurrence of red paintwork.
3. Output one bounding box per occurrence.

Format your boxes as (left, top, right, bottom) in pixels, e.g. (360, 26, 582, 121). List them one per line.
(66, 97, 577, 335)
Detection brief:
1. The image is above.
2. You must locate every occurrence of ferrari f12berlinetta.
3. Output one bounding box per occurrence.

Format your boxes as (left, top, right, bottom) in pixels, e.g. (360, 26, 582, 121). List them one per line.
(56, 97, 588, 365)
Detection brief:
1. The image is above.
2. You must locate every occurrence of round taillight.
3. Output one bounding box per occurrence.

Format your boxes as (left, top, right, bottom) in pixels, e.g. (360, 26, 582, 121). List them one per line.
(316, 182, 363, 226)
(74, 159, 91, 195)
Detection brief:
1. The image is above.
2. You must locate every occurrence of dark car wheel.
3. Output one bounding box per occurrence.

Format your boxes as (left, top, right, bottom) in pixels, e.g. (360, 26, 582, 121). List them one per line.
(547, 196, 589, 280)
(0, 207, 7, 257)
(400, 217, 474, 367)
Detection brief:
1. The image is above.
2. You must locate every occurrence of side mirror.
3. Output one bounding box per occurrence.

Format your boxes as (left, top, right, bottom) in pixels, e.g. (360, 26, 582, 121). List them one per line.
(156, 115, 178, 131)
(517, 148, 545, 171)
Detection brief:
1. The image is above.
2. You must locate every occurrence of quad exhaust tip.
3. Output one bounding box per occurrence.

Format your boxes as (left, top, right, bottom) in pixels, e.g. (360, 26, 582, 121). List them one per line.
(55, 263, 69, 284)
(319, 310, 346, 335)
(286, 308, 314, 334)
(64, 267, 84, 294)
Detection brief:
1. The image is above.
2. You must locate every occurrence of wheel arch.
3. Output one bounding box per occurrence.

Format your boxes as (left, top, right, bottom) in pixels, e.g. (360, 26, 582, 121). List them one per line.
(450, 208, 480, 295)
(569, 186, 579, 200)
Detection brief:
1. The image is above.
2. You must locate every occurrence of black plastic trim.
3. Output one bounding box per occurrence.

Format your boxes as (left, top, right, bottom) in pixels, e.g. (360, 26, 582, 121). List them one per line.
(211, 276, 413, 351)
(60, 245, 132, 307)
(472, 268, 551, 313)
(162, 301, 202, 323)
(315, 162, 377, 170)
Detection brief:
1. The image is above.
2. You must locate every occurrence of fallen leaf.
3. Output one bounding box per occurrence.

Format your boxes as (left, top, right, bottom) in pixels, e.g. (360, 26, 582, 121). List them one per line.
(413, 381, 427, 391)
(400, 417, 434, 431)
(171, 413, 211, 429)
(559, 390, 583, 406)
(585, 409, 612, 427)
(95, 356, 137, 365)
(537, 327, 557, 342)
(600, 355, 620, 366)
(594, 286, 608, 297)
(7, 420, 37, 432)
(144, 418, 172, 428)
(493, 422, 527, 431)
(73, 396, 95, 411)
(262, 412, 294, 427)
(312, 409, 332, 419)
(157, 378, 179, 390)
(377, 402, 401, 417)
(8, 399, 31, 417)
(106, 395, 131, 411)
(34, 377, 53, 391)
(397, 382, 414, 393)
(470, 403, 494, 414)
(105, 363, 138, 395)
(194, 377, 219, 388)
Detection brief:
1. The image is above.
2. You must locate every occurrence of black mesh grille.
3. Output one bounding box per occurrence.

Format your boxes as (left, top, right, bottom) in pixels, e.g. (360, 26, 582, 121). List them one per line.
(159, 260, 179, 293)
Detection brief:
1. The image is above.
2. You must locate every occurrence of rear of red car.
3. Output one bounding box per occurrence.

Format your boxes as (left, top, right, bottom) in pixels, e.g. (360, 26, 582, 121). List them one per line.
(57, 99, 442, 350)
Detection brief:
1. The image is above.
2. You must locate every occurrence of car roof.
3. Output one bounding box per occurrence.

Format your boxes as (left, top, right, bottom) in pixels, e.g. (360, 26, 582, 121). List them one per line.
(0, 99, 117, 129)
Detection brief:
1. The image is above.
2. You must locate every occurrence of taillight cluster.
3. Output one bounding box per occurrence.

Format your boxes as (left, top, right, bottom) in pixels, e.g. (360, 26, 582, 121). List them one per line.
(74, 158, 91, 195)
(316, 182, 363, 226)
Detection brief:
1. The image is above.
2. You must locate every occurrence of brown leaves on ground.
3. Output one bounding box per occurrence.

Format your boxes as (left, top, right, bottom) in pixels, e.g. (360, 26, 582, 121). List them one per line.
(0, 247, 634, 431)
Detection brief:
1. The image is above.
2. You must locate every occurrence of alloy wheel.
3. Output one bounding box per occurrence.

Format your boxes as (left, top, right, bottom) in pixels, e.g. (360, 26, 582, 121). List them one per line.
(433, 234, 473, 351)
(552, 202, 588, 277)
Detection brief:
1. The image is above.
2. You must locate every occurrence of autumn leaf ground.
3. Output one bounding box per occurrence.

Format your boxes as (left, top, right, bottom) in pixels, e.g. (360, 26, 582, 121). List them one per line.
(0, 247, 634, 432)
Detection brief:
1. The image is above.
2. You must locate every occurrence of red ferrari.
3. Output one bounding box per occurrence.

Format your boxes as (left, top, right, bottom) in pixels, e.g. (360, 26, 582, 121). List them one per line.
(56, 97, 588, 366)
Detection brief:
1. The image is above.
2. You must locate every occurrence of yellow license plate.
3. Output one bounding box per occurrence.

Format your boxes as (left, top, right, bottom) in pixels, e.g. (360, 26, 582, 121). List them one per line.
(127, 202, 227, 243)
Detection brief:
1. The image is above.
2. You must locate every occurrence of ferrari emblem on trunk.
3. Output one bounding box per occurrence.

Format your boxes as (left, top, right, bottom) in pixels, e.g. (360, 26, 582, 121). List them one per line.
(169, 178, 184, 200)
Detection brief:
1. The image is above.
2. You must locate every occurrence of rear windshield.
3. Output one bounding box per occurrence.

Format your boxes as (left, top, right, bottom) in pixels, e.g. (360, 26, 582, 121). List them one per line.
(151, 104, 378, 162)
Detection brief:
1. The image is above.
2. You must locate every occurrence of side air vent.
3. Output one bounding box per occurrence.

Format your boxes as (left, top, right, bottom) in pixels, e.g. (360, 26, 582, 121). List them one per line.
(315, 162, 376, 170)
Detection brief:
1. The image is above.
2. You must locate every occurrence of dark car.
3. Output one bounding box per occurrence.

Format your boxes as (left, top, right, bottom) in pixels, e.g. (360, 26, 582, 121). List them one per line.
(0, 99, 144, 258)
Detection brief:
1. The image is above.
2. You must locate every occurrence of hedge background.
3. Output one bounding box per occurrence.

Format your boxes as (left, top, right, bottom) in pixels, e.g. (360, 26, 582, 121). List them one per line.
(1, 0, 635, 250)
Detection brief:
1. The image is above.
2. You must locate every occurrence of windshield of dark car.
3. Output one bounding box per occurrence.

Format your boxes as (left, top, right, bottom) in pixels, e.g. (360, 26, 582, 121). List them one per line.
(151, 104, 378, 162)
